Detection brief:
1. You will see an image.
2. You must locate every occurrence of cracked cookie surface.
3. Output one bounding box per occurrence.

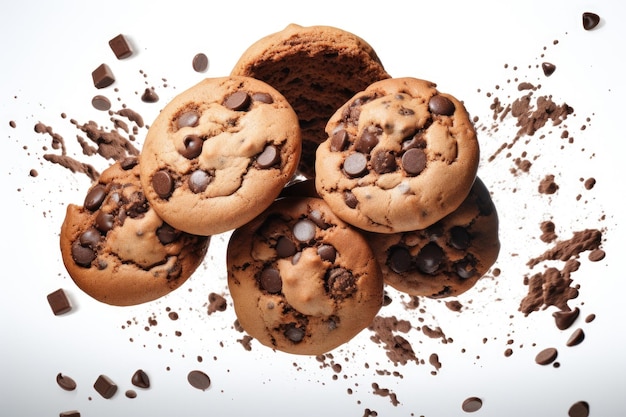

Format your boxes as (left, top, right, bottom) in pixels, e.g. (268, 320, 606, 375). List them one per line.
(139, 76, 301, 236)
(315, 77, 479, 233)
(227, 197, 383, 355)
(60, 158, 210, 306)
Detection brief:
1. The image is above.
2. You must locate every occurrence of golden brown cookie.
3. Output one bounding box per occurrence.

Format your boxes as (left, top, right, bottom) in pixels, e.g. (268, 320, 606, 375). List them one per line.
(365, 177, 500, 298)
(60, 158, 210, 306)
(139, 76, 301, 236)
(231, 24, 390, 178)
(227, 197, 384, 355)
(315, 77, 480, 233)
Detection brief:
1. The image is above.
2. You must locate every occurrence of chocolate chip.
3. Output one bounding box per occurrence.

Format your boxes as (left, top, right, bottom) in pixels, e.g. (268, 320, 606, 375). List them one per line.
(92, 64, 115, 89)
(355, 128, 380, 153)
(428, 95, 455, 116)
(187, 370, 211, 391)
(95, 211, 115, 233)
(192, 53, 208, 73)
(156, 222, 180, 245)
(308, 209, 330, 229)
(79, 227, 101, 249)
(56, 373, 77, 391)
(188, 170, 211, 193)
(293, 219, 317, 242)
(93, 374, 118, 399)
(176, 110, 200, 129)
(455, 257, 477, 279)
(59, 411, 81, 417)
(317, 244, 337, 262)
(284, 324, 305, 343)
(141, 88, 159, 103)
(251, 92, 273, 104)
(402, 132, 426, 151)
(416, 242, 444, 274)
(125, 390, 137, 399)
(224, 90, 250, 111)
(389, 246, 412, 273)
(91, 95, 111, 111)
(449, 226, 470, 250)
(131, 369, 150, 388)
(582, 12, 600, 30)
(566, 328, 585, 347)
(120, 157, 138, 170)
(326, 267, 356, 294)
(260, 267, 282, 294)
(402, 148, 427, 176)
(330, 129, 349, 152)
(343, 152, 368, 177)
(84, 184, 107, 211)
(276, 236, 297, 258)
(71, 240, 96, 267)
(152, 170, 174, 199)
(343, 190, 358, 209)
(256, 145, 280, 168)
(542, 62, 556, 77)
(371, 150, 397, 174)
(568, 401, 590, 417)
(108, 34, 133, 59)
(552, 307, 580, 330)
(178, 135, 204, 159)
(535, 347, 558, 365)
(461, 397, 483, 413)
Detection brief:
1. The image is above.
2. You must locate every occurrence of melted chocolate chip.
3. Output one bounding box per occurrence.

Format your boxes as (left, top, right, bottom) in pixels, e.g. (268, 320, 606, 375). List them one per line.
(330, 129, 349, 152)
(224, 91, 251, 111)
(176, 110, 200, 129)
(402, 148, 427, 176)
(180, 135, 204, 159)
(95, 211, 115, 233)
(428, 95, 455, 116)
(256, 145, 280, 168)
(355, 128, 380, 153)
(284, 323, 305, 343)
(317, 244, 337, 262)
(188, 170, 211, 193)
(260, 267, 282, 293)
(344, 190, 358, 208)
(449, 226, 470, 250)
(84, 184, 107, 211)
(276, 236, 297, 258)
(293, 219, 317, 242)
(343, 152, 368, 177)
(372, 150, 397, 174)
(416, 242, 444, 274)
(152, 170, 174, 199)
(156, 222, 180, 245)
(326, 267, 356, 295)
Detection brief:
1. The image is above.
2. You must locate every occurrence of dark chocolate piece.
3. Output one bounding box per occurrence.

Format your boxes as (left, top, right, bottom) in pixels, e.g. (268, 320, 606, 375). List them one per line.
(108, 34, 133, 59)
(59, 411, 81, 417)
(47, 289, 72, 315)
(152, 170, 174, 199)
(192, 53, 209, 72)
(260, 267, 282, 294)
(56, 373, 77, 391)
(293, 219, 316, 242)
(187, 370, 211, 391)
(330, 129, 349, 152)
(131, 369, 150, 388)
(84, 184, 107, 211)
(461, 396, 483, 412)
(284, 324, 305, 343)
(223, 91, 250, 111)
(188, 170, 211, 193)
(93, 374, 118, 399)
(428, 95, 455, 115)
(566, 328, 585, 347)
(402, 148, 427, 176)
(176, 110, 200, 129)
(141, 88, 159, 103)
(552, 307, 580, 330)
(92, 64, 115, 89)
(535, 347, 558, 365)
(125, 390, 137, 399)
(276, 236, 297, 258)
(582, 12, 600, 30)
(541, 62, 556, 77)
(251, 92, 273, 103)
(180, 135, 204, 159)
(568, 400, 590, 417)
(256, 145, 280, 168)
(371, 150, 396, 174)
(343, 152, 368, 177)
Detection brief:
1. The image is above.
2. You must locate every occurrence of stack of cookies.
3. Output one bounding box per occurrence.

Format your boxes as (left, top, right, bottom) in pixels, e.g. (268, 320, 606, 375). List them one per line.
(60, 24, 499, 355)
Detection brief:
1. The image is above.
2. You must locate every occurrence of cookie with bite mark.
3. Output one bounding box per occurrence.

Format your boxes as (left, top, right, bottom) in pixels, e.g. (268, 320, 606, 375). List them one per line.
(315, 77, 480, 233)
(139, 76, 301, 236)
(227, 197, 384, 355)
(60, 158, 210, 306)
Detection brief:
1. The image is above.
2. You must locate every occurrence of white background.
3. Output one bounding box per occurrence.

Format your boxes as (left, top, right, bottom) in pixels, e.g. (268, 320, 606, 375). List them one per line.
(1, 1, 625, 416)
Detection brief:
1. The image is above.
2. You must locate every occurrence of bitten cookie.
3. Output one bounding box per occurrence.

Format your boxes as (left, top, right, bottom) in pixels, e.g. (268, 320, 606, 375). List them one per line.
(227, 197, 384, 355)
(139, 76, 301, 236)
(365, 177, 500, 298)
(315, 77, 480, 233)
(60, 158, 210, 306)
(231, 24, 390, 178)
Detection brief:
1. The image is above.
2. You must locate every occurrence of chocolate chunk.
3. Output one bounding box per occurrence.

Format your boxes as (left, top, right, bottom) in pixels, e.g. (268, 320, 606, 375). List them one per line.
(326, 267, 356, 294)
(402, 148, 427, 176)
(120, 157, 138, 170)
(343, 152, 368, 177)
(108, 34, 133, 59)
(157, 223, 180, 245)
(56, 373, 77, 391)
(343, 190, 358, 208)
(84, 184, 107, 211)
(552, 307, 580, 330)
(131, 369, 150, 388)
(402, 132, 426, 151)
(224, 91, 250, 111)
(566, 328, 585, 347)
(187, 370, 211, 391)
(95, 211, 115, 233)
(455, 257, 477, 279)
(152, 170, 174, 199)
(293, 219, 317, 242)
(176, 110, 200, 129)
(416, 242, 444, 274)
(251, 92, 273, 104)
(192, 53, 208, 73)
(79, 228, 101, 249)
(93, 374, 117, 399)
(284, 324, 305, 343)
(461, 396, 483, 412)
(260, 267, 282, 294)
(91, 95, 111, 111)
(188, 170, 211, 193)
(141, 88, 159, 103)
(180, 135, 204, 159)
(330, 129, 349, 152)
(568, 401, 590, 417)
(371, 150, 396, 174)
(389, 246, 412, 273)
(308, 209, 330, 229)
(125, 390, 137, 399)
(256, 145, 280, 168)
(542, 62, 556, 77)
(355, 128, 380, 153)
(428, 95, 455, 116)
(582, 12, 600, 30)
(59, 411, 81, 417)
(449, 226, 471, 250)
(317, 244, 337, 262)
(92, 64, 115, 89)
(535, 347, 558, 365)
(71, 240, 96, 267)
(276, 236, 297, 258)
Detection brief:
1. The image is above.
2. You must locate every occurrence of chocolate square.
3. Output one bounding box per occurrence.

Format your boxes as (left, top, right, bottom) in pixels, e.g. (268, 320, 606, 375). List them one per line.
(47, 288, 72, 315)
(93, 374, 118, 399)
(109, 34, 133, 59)
(92, 64, 115, 89)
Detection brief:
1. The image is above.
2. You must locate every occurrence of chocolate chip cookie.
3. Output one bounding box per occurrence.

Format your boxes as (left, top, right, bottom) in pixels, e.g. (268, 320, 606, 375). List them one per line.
(227, 197, 384, 355)
(365, 177, 500, 298)
(60, 158, 210, 306)
(139, 76, 302, 236)
(231, 24, 390, 178)
(315, 77, 480, 233)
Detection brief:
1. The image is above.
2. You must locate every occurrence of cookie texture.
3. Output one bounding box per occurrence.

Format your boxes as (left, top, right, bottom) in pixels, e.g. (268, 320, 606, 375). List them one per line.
(227, 197, 384, 355)
(231, 24, 390, 178)
(139, 76, 301, 236)
(60, 158, 210, 306)
(366, 177, 500, 298)
(315, 77, 480, 233)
